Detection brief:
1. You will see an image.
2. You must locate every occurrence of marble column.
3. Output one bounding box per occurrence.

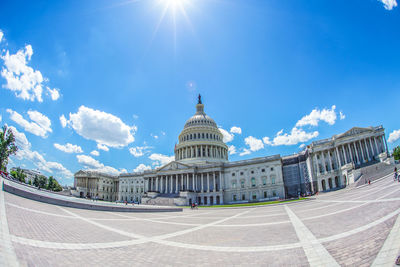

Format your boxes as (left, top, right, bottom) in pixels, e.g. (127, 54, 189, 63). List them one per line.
(213, 172, 216, 192)
(160, 176, 163, 193)
(314, 154, 320, 175)
(374, 137, 379, 155)
(192, 173, 195, 191)
(383, 135, 388, 154)
(368, 137, 375, 158)
(353, 142, 360, 164)
(336, 146, 342, 167)
(328, 150, 333, 171)
(186, 174, 189, 191)
(207, 173, 210, 192)
(342, 146, 348, 164)
(364, 138, 370, 161)
(219, 171, 223, 192)
(156, 176, 159, 192)
(201, 173, 204, 192)
(348, 143, 353, 163)
(321, 152, 327, 173)
(175, 174, 179, 194)
(359, 140, 365, 163)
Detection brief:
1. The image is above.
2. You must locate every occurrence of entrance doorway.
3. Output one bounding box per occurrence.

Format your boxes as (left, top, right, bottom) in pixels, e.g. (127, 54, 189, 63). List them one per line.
(321, 180, 326, 191)
(328, 178, 332, 189)
(210, 196, 214, 205)
(204, 196, 207, 205)
(335, 176, 339, 188)
(216, 195, 220, 205)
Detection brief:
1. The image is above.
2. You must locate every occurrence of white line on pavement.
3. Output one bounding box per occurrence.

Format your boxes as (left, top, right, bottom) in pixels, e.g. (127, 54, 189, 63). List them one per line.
(371, 213, 400, 266)
(285, 205, 339, 267)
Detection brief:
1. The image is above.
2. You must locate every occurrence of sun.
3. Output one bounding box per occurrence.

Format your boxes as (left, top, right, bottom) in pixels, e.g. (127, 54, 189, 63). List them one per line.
(161, 0, 188, 10)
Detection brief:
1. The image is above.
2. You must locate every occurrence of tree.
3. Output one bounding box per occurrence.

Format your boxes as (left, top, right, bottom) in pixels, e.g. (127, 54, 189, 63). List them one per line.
(38, 175, 47, 189)
(46, 176, 63, 192)
(393, 146, 400, 161)
(0, 125, 18, 172)
(10, 167, 26, 183)
(33, 176, 39, 187)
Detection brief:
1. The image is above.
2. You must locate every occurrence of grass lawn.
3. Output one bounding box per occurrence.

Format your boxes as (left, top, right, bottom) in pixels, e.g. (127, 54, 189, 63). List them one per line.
(184, 197, 308, 208)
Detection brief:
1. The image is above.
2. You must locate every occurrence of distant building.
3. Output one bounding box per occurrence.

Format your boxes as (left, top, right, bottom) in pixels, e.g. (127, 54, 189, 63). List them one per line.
(74, 96, 391, 205)
(11, 168, 45, 184)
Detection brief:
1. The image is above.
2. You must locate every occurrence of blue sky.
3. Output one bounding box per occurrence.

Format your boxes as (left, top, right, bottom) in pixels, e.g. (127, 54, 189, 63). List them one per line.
(0, 0, 399, 185)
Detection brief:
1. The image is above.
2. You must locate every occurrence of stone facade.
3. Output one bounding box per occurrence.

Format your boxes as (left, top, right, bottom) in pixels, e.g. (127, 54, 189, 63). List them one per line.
(74, 97, 390, 205)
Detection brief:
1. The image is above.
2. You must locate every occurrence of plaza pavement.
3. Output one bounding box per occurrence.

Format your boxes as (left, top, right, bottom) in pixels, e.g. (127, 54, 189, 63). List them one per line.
(1, 173, 400, 266)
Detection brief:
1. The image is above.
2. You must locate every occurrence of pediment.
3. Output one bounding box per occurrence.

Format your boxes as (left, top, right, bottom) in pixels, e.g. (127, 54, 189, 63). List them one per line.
(337, 127, 372, 139)
(157, 161, 192, 172)
(74, 170, 87, 177)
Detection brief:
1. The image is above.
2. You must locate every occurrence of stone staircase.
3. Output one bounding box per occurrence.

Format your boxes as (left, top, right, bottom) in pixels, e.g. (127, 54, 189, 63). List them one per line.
(355, 162, 398, 187)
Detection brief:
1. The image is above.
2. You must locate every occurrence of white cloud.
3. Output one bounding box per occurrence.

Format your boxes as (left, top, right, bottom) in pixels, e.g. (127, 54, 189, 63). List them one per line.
(388, 129, 400, 143)
(151, 134, 159, 139)
(219, 128, 234, 143)
(161, 131, 166, 136)
(0, 44, 59, 102)
(97, 143, 109, 152)
(54, 143, 83, 153)
(271, 127, 319, 146)
(120, 168, 127, 173)
(66, 106, 136, 148)
(244, 136, 264, 152)
(133, 163, 152, 173)
(228, 145, 237, 155)
(90, 150, 99, 156)
(149, 153, 174, 167)
(0, 114, 2, 123)
(9, 126, 72, 178)
(9, 126, 31, 151)
(129, 146, 152, 157)
(262, 136, 272, 145)
(76, 154, 120, 175)
(380, 0, 397, 10)
(7, 109, 52, 138)
(0, 30, 3, 43)
(339, 111, 346, 120)
(295, 105, 337, 127)
(47, 87, 60, 100)
(28, 110, 51, 133)
(299, 144, 306, 149)
(132, 114, 139, 120)
(59, 114, 67, 128)
(77, 155, 102, 168)
(239, 148, 251, 156)
(230, 126, 242, 135)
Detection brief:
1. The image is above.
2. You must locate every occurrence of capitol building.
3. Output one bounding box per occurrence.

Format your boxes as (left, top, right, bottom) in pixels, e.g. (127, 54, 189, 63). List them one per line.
(74, 96, 391, 206)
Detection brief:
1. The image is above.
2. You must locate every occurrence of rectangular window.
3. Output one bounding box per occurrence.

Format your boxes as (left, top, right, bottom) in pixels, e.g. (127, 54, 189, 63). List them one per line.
(273, 191, 277, 197)
(233, 194, 237, 201)
(264, 191, 267, 198)
(242, 194, 246, 200)
(272, 178, 275, 184)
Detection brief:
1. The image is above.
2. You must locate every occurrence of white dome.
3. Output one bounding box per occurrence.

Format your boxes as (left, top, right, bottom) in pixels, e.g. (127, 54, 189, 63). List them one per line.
(175, 98, 228, 163)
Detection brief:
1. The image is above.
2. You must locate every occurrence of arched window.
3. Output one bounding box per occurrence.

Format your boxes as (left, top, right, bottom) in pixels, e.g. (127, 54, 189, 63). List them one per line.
(202, 133, 205, 139)
(232, 180, 237, 189)
(251, 177, 256, 187)
(241, 180, 245, 188)
(206, 133, 209, 139)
